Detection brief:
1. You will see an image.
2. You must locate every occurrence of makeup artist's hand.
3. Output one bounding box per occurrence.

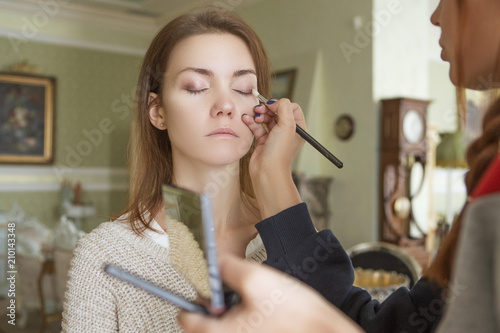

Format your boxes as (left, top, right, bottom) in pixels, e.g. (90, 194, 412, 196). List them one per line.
(247, 99, 306, 170)
(178, 254, 363, 333)
(242, 99, 306, 218)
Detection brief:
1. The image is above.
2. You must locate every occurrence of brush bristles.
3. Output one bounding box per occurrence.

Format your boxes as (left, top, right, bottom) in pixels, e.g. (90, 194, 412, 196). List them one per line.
(252, 89, 268, 103)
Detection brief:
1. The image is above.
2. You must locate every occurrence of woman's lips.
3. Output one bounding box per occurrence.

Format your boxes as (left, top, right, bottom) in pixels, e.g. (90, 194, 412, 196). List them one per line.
(440, 49, 448, 61)
(206, 128, 239, 138)
(439, 41, 448, 61)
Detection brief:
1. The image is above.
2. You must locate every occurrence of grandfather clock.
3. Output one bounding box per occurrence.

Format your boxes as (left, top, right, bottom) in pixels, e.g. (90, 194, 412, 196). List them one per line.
(379, 98, 430, 243)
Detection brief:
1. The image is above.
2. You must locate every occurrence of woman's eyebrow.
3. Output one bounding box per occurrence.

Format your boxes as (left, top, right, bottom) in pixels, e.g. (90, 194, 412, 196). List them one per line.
(174, 67, 257, 79)
(233, 69, 257, 78)
(176, 67, 213, 78)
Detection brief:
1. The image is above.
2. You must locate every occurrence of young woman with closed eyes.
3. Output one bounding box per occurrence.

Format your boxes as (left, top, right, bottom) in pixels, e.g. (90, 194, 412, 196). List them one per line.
(61, 7, 306, 332)
(180, 0, 500, 332)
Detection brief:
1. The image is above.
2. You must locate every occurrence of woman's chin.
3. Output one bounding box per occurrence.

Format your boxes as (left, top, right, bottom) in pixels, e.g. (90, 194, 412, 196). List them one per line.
(206, 153, 246, 166)
(208, 143, 252, 164)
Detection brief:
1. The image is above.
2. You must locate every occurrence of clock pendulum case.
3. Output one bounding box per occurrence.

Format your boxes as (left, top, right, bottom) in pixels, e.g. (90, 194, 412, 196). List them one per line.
(379, 98, 430, 243)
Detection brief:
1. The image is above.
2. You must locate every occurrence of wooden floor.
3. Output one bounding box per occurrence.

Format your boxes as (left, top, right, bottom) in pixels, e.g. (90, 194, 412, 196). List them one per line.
(0, 298, 61, 333)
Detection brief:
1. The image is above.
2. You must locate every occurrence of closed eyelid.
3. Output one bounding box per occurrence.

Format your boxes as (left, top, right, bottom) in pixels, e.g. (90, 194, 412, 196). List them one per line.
(232, 86, 255, 93)
(231, 75, 257, 88)
(179, 76, 210, 89)
(231, 76, 255, 91)
(173, 68, 256, 93)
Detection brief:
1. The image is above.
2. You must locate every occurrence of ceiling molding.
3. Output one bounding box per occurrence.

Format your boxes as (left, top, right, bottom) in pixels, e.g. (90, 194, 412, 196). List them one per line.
(0, 0, 160, 34)
(0, 0, 266, 54)
(0, 26, 148, 55)
(156, 0, 266, 23)
(157, 0, 212, 23)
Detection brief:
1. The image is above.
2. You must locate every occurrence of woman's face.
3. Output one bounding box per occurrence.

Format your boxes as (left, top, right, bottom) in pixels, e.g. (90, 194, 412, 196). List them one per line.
(431, 0, 500, 89)
(153, 33, 258, 167)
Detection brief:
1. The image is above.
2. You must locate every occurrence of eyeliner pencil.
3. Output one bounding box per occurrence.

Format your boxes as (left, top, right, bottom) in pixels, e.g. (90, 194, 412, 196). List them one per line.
(252, 90, 343, 169)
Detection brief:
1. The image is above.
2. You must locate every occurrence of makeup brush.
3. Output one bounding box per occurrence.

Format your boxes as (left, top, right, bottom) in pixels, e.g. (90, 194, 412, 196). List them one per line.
(252, 89, 343, 169)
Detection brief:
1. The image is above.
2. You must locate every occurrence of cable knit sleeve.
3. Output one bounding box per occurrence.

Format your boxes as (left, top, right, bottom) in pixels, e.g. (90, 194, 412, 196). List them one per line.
(62, 231, 118, 332)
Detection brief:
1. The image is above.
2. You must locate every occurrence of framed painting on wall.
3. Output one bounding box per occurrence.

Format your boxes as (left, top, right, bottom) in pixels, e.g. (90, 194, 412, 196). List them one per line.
(0, 73, 55, 163)
(271, 69, 297, 100)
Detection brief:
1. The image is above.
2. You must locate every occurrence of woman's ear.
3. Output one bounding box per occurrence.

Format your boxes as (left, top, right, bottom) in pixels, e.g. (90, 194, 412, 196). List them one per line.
(148, 92, 167, 130)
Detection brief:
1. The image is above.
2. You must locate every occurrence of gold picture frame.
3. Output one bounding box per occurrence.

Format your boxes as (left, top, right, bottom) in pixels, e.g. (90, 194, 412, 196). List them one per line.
(0, 73, 55, 164)
(271, 69, 297, 100)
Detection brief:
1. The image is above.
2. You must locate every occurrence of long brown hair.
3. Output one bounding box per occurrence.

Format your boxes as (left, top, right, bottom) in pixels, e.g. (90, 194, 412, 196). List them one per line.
(119, 7, 272, 234)
(424, 0, 500, 287)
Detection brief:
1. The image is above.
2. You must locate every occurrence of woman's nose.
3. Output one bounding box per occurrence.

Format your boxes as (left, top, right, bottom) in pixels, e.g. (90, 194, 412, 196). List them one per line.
(430, 0, 442, 27)
(210, 93, 235, 118)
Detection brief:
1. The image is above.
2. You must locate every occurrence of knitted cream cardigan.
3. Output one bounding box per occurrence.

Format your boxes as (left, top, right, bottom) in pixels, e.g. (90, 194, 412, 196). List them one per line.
(62, 215, 266, 332)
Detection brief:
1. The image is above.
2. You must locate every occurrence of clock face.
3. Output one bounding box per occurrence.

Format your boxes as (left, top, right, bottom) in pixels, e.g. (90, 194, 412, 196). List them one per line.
(402, 110, 424, 144)
(335, 115, 354, 140)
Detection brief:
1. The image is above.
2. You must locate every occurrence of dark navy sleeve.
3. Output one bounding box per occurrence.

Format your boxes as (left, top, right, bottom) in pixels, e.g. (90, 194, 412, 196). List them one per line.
(255, 203, 443, 333)
(342, 280, 443, 332)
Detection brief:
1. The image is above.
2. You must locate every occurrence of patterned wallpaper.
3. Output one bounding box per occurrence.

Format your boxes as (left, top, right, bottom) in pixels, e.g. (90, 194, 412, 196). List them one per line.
(0, 36, 143, 229)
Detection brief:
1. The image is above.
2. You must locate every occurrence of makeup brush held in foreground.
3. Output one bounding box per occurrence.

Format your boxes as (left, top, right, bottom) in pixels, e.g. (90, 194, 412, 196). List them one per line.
(104, 264, 210, 314)
(252, 89, 343, 169)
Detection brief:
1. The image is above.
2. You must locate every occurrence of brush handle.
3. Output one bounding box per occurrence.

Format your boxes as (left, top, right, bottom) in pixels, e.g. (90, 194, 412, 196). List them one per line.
(104, 264, 210, 314)
(295, 125, 343, 168)
(253, 91, 343, 168)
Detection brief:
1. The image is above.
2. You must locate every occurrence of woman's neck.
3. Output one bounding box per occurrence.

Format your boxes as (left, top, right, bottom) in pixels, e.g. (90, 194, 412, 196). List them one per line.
(158, 160, 260, 257)
(173, 162, 243, 222)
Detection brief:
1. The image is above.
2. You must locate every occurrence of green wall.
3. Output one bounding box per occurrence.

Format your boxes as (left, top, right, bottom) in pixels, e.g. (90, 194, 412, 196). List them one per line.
(237, 0, 376, 248)
(0, 37, 142, 231)
(0, 0, 378, 247)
